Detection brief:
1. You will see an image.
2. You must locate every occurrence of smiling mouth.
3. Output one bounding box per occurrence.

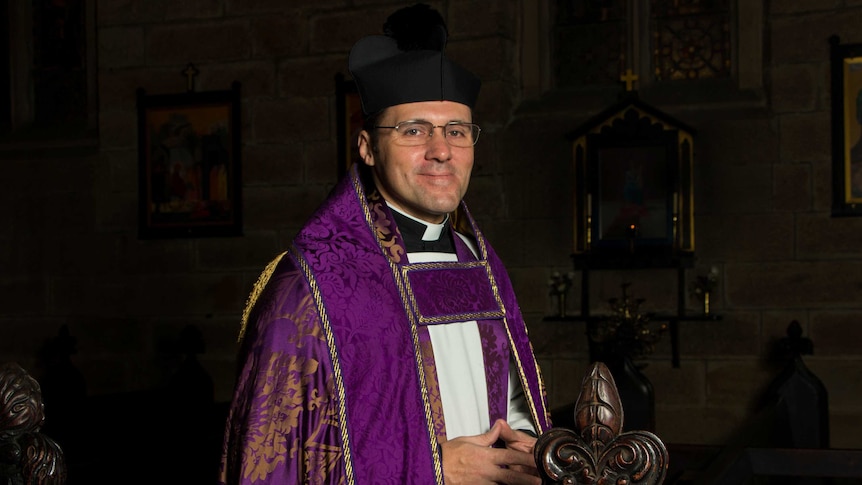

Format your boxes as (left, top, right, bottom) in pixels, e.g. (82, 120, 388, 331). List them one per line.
(420, 169, 455, 177)
(420, 173, 456, 184)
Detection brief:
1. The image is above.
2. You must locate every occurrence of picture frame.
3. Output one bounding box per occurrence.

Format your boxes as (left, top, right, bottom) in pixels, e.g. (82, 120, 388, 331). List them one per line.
(569, 96, 695, 268)
(335, 73, 365, 179)
(136, 82, 242, 238)
(830, 35, 862, 216)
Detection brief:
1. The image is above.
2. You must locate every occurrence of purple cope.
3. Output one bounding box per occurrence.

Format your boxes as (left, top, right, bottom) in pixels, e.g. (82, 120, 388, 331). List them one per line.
(219, 164, 551, 484)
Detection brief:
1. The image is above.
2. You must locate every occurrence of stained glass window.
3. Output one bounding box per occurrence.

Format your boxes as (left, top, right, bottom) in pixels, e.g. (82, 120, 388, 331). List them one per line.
(552, 0, 734, 89)
(651, 0, 731, 81)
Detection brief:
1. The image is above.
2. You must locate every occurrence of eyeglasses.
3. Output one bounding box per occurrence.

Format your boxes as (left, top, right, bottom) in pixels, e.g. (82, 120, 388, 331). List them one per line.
(374, 120, 482, 147)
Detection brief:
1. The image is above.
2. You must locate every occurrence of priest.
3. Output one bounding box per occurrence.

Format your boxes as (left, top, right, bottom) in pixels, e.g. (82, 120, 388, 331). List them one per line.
(218, 4, 552, 484)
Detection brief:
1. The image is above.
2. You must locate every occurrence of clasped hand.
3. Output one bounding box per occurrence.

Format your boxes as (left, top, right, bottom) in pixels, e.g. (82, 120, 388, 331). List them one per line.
(440, 419, 541, 485)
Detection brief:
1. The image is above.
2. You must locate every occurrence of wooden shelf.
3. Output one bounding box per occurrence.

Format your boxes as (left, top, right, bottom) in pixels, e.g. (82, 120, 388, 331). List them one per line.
(541, 313, 721, 368)
(545, 256, 721, 368)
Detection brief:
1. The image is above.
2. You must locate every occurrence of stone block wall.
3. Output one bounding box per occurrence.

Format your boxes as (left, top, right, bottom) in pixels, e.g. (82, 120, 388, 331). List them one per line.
(515, 1, 862, 449)
(1, 0, 862, 452)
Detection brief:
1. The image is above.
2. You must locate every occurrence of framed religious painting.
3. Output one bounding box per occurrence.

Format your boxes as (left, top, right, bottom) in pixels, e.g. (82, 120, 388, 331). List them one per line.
(136, 82, 242, 238)
(336, 73, 365, 179)
(569, 95, 695, 268)
(830, 35, 862, 217)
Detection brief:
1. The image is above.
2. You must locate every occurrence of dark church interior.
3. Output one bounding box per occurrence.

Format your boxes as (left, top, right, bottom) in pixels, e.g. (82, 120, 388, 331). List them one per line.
(3, 0, 862, 483)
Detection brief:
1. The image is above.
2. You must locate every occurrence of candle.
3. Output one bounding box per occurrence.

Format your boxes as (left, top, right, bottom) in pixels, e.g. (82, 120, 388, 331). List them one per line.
(672, 192, 678, 215)
(586, 194, 592, 217)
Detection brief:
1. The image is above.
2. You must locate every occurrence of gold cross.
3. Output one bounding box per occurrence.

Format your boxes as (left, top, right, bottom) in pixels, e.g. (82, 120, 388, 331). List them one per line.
(183, 62, 199, 92)
(620, 68, 638, 91)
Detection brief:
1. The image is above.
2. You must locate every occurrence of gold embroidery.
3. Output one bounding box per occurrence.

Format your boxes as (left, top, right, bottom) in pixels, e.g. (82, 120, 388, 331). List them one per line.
(292, 247, 356, 485)
(420, 336, 447, 443)
(304, 442, 345, 484)
(243, 352, 343, 482)
(453, 203, 486, 259)
(368, 189, 407, 263)
(239, 251, 288, 343)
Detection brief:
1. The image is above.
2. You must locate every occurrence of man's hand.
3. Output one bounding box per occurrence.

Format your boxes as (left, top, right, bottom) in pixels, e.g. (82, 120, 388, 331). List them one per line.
(440, 419, 541, 485)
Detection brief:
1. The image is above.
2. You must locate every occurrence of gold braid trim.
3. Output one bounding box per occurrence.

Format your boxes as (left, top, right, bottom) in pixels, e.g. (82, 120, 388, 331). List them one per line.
(237, 251, 288, 343)
(291, 246, 356, 485)
(481, 254, 546, 428)
(504, 318, 551, 434)
(391, 257, 444, 485)
(475, 219, 551, 432)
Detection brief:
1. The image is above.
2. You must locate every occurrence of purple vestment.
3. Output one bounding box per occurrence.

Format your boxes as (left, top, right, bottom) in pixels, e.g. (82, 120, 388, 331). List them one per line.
(219, 165, 552, 484)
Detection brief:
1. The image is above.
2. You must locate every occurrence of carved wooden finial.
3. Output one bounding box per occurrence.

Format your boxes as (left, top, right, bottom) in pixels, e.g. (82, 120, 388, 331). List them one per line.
(0, 362, 67, 484)
(535, 362, 668, 484)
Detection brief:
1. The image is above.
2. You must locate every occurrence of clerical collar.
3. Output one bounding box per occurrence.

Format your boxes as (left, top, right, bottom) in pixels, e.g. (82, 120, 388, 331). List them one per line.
(387, 204, 455, 253)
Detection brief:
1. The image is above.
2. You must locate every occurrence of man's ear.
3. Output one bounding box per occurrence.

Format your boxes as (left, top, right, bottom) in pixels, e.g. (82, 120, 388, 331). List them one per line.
(357, 130, 375, 166)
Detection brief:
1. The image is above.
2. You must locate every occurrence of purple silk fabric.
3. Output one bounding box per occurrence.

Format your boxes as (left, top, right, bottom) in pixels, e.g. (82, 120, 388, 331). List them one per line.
(219, 165, 551, 484)
(406, 263, 503, 324)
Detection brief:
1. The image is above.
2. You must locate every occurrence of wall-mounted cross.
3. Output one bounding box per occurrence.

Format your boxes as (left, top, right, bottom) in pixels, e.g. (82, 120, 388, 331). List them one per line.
(183, 62, 199, 92)
(620, 68, 639, 91)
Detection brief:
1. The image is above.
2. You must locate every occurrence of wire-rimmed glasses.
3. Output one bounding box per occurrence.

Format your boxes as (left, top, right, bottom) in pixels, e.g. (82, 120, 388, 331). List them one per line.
(374, 120, 482, 147)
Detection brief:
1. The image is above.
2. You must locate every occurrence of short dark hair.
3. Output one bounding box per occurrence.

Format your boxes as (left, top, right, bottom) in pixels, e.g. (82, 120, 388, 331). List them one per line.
(361, 109, 384, 152)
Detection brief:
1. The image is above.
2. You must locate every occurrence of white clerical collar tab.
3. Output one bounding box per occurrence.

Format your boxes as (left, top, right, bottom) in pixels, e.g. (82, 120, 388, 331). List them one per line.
(421, 220, 446, 241)
(386, 203, 448, 241)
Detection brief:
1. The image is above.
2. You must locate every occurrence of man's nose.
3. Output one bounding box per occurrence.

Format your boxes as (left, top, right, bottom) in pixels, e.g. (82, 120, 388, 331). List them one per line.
(426, 127, 453, 160)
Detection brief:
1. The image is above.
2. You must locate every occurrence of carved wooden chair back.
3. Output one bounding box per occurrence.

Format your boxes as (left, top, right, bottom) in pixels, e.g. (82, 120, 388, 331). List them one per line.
(535, 361, 668, 484)
(0, 362, 67, 485)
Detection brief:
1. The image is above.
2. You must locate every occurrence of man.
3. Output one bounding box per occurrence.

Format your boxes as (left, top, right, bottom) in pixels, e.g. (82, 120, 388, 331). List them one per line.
(218, 4, 551, 484)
